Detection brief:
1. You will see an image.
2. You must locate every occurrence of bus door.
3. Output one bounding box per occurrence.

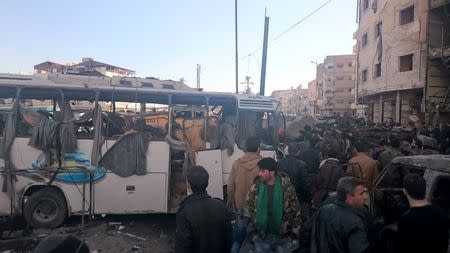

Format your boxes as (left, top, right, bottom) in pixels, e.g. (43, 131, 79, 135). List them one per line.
(168, 106, 224, 206)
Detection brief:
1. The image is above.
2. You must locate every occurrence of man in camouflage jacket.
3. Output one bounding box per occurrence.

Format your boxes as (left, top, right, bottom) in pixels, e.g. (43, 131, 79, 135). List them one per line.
(243, 157, 301, 252)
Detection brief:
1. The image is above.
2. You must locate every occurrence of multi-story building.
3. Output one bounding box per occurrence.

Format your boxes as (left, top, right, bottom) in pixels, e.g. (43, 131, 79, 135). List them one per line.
(315, 54, 356, 116)
(34, 57, 136, 77)
(354, 0, 450, 125)
(307, 79, 319, 115)
(297, 88, 310, 115)
(271, 86, 310, 115)
(272, 88, 298, 115)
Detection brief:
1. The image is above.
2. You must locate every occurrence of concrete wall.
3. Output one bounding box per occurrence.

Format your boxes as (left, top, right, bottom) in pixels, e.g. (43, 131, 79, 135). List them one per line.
(355, 0, 428, 97)
(354, 0, 433, 124)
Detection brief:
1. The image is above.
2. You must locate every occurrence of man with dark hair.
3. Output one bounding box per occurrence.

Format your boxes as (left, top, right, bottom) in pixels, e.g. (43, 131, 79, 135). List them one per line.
(228, 136, 262, 211)
(227, 136, 262, 253)
(372, 139, 388, 160)
(312, 176, 370, 253)
(397, 173, 449, 253)
(400, 136, 414, 155)
(302, 137, 321, 174)
(244, 157, 301, 252)
(175, 166, 231, 253)
(277, 142, 311, 218)
(312, 149, 343, 209)
(378, 136, 403, 170)
(348, 141, 378, 188)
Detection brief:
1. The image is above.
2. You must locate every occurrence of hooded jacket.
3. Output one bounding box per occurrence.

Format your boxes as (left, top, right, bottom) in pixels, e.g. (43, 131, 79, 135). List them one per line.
(227, 152, 262, 210)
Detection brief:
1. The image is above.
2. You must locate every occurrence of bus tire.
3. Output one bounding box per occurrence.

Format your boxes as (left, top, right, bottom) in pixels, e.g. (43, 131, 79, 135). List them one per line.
(23, 188, 67, 228)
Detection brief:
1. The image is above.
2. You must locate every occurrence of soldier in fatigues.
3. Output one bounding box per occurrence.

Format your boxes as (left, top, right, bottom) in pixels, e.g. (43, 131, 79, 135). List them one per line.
(243, 157, 301, 253)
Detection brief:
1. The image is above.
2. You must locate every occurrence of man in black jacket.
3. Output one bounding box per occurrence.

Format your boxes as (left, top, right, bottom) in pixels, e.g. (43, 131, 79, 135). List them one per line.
(277, 142, 311, 218)
(397, 173, 449, 253)
(312, 176, 370, 253)
(175, 166, 232, 253)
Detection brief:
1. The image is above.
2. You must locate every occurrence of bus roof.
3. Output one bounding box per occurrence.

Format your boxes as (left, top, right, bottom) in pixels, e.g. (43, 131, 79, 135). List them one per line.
(0, 73, 278, 111)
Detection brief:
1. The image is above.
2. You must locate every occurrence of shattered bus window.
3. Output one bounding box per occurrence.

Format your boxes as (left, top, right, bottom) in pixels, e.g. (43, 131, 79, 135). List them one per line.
(238, 111, 279, 149)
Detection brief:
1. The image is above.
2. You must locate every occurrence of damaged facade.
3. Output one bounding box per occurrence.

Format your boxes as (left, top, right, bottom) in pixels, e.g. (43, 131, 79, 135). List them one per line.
(355, 0, 450, 126)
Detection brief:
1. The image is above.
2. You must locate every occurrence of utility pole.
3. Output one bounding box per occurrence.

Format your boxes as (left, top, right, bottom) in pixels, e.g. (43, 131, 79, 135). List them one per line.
(241, 75, 254, 94)
(259, 10, 270, 96)
(235, 0, 239, 93)
(196, 64, 201, 89)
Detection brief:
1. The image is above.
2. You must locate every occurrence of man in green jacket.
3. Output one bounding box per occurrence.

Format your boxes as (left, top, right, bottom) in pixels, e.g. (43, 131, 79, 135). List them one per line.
(243, 157, 301, 253)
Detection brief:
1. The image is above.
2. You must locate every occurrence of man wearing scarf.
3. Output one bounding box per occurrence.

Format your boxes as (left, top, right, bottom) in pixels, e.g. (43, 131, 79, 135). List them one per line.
(243, 157, 301, 253)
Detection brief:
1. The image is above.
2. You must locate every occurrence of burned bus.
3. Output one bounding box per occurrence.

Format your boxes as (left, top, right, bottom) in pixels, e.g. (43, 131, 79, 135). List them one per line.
(0, 73, 284, 228)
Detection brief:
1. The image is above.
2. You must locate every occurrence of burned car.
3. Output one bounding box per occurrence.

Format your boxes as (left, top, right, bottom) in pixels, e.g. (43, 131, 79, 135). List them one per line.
(370, 155, 450, 252)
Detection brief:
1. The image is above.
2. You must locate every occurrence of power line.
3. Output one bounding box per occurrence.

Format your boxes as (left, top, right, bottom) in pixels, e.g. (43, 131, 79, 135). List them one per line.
(242, 0, 333, 60)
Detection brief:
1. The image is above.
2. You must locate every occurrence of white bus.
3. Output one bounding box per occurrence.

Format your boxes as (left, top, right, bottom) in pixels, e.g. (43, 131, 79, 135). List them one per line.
(0, 73, 284, 228)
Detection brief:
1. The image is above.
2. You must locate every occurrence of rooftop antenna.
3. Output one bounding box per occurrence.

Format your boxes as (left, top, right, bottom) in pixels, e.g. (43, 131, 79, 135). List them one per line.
(241, 75, 254, 94)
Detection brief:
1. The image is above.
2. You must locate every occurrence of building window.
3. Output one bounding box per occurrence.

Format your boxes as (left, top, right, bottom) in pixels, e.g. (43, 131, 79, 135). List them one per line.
(336, 76, 345, 80)
(399, 54, 413, 72)
(162, 84, 175, 89)
(336, 63, 344, 68)
(363, 0, 369, 10)
(375, 63, 381, 78)
(375, 21, 382, 38)
(348, 62, 353, 67)
(362, 33, 368, 47)
(362, 69, 368, 82)
(400, 5, 414, 25)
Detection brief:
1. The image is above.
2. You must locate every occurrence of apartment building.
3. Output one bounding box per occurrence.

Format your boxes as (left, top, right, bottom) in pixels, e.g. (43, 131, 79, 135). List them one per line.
(271, 86, 309, 115)
(307, 79, 319, 115)
(355, 0, 450, 125)
(315, 54, 356, 117)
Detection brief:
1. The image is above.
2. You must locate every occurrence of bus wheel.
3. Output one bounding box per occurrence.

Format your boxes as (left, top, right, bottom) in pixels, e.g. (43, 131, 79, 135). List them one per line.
(23, 188, 67, 228)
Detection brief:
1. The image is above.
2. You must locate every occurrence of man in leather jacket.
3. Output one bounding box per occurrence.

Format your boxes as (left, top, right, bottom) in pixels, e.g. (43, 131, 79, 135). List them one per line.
(175, 166, 231, 253)
(311, 176, 370, 253)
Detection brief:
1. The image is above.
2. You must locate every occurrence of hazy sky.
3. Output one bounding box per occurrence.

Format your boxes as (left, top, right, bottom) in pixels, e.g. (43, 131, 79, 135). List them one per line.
(0, 0, 357, 95)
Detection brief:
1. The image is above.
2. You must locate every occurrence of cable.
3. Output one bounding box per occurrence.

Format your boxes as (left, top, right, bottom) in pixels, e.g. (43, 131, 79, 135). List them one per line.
(242, 0, 333, 60)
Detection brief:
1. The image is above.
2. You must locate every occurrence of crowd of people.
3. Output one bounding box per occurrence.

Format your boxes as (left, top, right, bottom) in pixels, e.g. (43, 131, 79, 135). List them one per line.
(174, 133, 450, 253)
(30, 125, 449, 253)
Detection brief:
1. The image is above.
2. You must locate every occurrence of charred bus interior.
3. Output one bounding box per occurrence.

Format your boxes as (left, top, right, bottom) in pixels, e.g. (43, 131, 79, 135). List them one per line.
(0, 84, 281, 215)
